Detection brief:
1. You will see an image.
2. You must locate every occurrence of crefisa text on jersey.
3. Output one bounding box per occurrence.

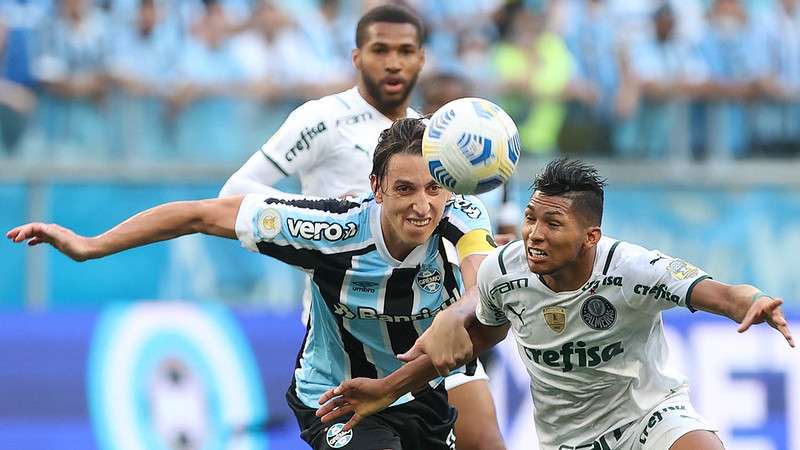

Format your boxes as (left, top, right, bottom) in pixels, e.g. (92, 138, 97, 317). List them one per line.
(284, 121, 327, 161)
(634, 283, 681, 306)
(522, 340, 625, 373)
(581, 275, 623, 292)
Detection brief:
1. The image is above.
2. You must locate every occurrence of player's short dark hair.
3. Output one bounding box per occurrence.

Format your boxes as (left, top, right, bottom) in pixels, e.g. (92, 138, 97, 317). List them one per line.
(355, 4, 425, 48)
(533, 158, 607, 226)
(371, 118, 426, 185)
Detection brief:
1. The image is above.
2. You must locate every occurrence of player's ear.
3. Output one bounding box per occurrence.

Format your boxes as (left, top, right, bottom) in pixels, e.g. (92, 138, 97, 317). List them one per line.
(370, 174, 383, 203)
(585, 226, 601, 248)
(352, 48, 361, 71)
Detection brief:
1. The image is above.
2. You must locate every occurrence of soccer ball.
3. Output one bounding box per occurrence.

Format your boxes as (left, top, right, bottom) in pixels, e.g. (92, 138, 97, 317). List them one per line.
(422, 97, 521, 195)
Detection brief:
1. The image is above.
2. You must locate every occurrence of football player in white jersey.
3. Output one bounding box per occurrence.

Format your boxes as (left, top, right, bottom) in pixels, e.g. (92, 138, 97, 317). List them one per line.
(315, 158, 795, 450)
(218, 5, 505, 449)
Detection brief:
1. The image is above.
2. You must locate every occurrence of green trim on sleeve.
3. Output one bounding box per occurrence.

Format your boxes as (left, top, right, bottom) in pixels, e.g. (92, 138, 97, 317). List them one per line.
(685, 275, 712, 313)
(260, 150, 290, 177)
(497, 240, 519, 275)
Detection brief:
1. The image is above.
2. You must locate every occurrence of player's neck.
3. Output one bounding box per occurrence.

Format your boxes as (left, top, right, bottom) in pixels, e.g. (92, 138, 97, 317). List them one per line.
(540, 247, 597, 292)
(357, 85, 408, 121)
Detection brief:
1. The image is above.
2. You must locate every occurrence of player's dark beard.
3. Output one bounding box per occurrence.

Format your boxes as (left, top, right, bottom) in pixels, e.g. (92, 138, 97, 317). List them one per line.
(362, 72, 418, 113)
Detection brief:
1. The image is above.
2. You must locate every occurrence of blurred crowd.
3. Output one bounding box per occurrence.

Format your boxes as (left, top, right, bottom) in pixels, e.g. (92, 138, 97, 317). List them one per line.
(1, 0, 800, 164)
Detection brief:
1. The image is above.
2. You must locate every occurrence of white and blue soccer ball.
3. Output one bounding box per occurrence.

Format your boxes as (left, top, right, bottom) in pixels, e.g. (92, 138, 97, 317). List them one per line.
(422, 97, 521, 195)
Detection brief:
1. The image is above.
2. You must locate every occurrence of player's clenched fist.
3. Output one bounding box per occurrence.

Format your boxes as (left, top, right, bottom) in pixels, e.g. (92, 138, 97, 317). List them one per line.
(6, 223, 95, 261)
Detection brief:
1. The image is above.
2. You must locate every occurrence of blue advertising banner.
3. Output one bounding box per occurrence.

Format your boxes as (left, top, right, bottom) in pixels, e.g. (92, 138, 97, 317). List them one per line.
(0, 305, 796, 450)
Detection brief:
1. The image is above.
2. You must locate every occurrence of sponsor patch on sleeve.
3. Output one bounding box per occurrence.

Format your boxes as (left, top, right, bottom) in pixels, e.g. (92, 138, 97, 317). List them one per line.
(254, 207, 281, 241)
(666, 259, 699, 280)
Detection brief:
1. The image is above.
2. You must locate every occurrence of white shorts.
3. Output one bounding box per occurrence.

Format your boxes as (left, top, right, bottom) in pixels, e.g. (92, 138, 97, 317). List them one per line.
(444, 359, 489, 390)
(616, 391, 718, 450)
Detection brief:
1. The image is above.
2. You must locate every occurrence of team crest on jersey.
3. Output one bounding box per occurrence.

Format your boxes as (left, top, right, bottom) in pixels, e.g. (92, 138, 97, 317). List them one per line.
(416, 266, 443, 294)
(326, 423, 353, 448)
(667, 259, 699, 280)
(580, 296, 617, 330)
(255, 208, 281, 240)
(542, 306, 566, 334)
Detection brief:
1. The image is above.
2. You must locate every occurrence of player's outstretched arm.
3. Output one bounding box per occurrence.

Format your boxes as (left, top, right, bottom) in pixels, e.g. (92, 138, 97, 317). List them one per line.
(316, 312, 509, 431)
(398, 286, 509, 374)
(6, 196, 244, 261)
(691, 279, 795, 348)
(316, 354, 441, 431)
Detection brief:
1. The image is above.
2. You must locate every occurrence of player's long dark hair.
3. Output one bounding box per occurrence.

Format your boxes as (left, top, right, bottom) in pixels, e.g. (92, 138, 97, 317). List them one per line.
(533, 158, 607, 226)
(370, 118, 426, 187)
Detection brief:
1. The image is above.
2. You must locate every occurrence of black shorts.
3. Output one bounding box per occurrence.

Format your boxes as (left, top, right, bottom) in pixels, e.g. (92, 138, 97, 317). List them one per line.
(287, 380, 457, 450)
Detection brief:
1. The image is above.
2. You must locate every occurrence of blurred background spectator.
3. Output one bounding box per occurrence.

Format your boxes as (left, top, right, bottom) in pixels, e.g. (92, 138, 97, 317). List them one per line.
(0, 0, 798, 162)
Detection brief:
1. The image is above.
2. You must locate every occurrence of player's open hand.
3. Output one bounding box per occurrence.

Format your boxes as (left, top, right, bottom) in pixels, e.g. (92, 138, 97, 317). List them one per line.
(397, 308, 473, 376)
(738, 295, 795, 348)
(6, 222, 94, 262)
(315, 378, 396, 432)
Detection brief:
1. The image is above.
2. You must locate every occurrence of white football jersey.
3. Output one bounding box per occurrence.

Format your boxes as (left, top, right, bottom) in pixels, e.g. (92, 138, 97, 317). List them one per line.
(258, 86, 420, 197)
(475, 237, 711, 449)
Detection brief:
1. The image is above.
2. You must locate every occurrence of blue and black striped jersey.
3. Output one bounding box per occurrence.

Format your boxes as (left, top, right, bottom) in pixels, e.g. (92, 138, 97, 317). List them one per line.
(236, 193, 493, 408)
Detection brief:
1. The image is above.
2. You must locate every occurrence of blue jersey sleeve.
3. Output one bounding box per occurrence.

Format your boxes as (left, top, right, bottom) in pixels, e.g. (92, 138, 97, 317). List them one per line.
(235, 193, 371, 269)
(439, 195, 495, 259)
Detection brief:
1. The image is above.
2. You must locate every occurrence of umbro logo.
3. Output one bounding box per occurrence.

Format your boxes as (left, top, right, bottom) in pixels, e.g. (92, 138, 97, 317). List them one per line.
(352, 281, 378, 293)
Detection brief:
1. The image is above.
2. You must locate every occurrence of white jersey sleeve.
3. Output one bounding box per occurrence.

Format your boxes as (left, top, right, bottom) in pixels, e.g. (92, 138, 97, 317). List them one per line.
(260, 100, 333, 176)
(218, 150, 289, 197)
(615, 242, 711, 313)
(475, 245, 511, 327)
(220, 100, 334, 198)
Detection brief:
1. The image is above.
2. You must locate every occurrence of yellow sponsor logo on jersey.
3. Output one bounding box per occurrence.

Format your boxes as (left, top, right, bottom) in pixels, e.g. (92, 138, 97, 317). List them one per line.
(666, 259, 699, 280)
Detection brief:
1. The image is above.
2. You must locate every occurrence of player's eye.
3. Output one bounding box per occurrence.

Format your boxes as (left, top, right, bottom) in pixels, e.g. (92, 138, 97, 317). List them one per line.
(549, 222, 561, 228)
(427, 184, 442, 194)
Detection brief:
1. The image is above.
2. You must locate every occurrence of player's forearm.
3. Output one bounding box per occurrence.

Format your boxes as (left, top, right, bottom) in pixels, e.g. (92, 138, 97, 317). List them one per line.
(722, 284, 765, 323)
(448, 286, 481, 327)
(383, 354, 442, 399)
(384, 320, 504, 400)
(693, 280, 764, 323)
(466, 316, 508, 355)
(87, 198, 238, 259)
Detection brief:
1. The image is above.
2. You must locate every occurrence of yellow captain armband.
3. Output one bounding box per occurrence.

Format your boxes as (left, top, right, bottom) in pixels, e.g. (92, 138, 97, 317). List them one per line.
(456, 229, 496, 261)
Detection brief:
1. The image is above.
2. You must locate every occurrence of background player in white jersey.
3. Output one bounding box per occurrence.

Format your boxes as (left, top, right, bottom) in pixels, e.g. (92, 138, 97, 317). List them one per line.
(8, 118, 495, 450)
(218, 5, 505, 449)
(315, 159, 795, 450)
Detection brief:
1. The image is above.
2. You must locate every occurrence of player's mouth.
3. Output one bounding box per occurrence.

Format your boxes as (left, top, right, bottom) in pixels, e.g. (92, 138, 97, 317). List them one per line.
(382, 76, 406, 95)
(407, 218, 431, 228)
(527, 246, 548, 263)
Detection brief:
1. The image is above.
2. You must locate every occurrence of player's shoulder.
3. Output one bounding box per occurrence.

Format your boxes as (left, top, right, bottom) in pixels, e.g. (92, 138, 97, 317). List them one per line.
(443, 194, 490, 222)
(264, 195, 372, 223)
(599, 236, 664, 276)
(480, 240, 526, 277)
(290, 88, 358, 122)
